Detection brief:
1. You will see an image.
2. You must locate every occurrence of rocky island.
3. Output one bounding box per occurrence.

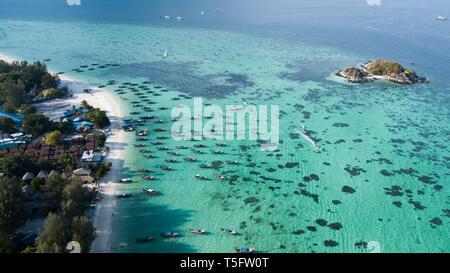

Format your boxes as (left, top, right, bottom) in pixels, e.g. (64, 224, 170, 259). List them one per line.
(337, 59, 428, 84)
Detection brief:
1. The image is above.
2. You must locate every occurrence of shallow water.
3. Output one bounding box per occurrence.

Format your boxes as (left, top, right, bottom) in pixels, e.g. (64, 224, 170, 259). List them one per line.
(0, 0, 448, 253)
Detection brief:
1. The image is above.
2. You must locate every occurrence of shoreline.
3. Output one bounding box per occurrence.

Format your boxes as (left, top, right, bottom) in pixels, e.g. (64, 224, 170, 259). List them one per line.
(0, 52, 125, 253)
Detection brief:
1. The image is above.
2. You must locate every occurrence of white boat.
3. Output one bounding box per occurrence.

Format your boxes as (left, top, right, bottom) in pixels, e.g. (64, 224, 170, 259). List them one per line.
(163, 49, 168, 60)
(436, 16, 447, 21)
(161, 15, 171, 19)
(296, 126, 323, 151)
(118, 178, 132, 183)
(176, 16, 184, 20)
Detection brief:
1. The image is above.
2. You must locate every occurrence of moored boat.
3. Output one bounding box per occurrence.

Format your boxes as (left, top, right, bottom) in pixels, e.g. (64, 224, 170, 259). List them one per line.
(235, 248, 255, 253)
(189, 229, 206, 234)
(225, 160, 238, 164)
(117, 193, 132, 198)
(220, 228, 237, 235)
(141, 176, 155, 180)
(136, 236, 154, 243)
(117, 178, 132, 183)
(143, 188, 158, 194)
(195, 174, 208, 180)
(214, 174, 226, 180)
(161, 232, 178, 238)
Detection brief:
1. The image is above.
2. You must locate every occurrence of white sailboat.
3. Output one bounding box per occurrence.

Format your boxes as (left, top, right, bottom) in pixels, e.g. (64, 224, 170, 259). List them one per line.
(163, 49, 168, 60)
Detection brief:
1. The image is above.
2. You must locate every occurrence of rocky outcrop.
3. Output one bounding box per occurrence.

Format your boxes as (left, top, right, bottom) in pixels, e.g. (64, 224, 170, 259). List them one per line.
(337, 60, 429, 84)
(336, 67, 371, 83)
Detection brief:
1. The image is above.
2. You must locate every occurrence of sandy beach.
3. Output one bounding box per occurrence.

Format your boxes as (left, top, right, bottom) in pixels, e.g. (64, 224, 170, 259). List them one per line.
(1, 53, 126, 253)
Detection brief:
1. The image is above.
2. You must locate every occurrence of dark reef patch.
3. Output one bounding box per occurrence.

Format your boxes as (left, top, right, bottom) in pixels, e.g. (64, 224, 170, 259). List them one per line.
(344, 165, 366, 177)
(211, 160, 224, 170)
(300, 189, 319, 203)
(307, 226, 317, 232)
(327, 222, 343, 230)
(324, 240, 339, 247)
(333, 122, 349, 128)
(244, 197, 260, 204)
(316, 219, 328, 226)
(285, 162, 299, 168)
(292, 229, 305, 235)
(108, 61, 249, 98)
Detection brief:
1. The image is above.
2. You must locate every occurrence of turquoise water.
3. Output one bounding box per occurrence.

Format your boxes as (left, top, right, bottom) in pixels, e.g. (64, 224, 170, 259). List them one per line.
(0, 0, 449, 253)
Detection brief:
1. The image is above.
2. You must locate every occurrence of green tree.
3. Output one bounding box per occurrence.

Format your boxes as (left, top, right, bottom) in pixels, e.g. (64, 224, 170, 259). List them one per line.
(19, 104, 37, 116)
(30, 177, 45, 194)
(62, 180, 90, 219)
(0, 61, 11, 73)
(95, 163, 111, 179)
(22, 113, 54, 137)
(0, 233, 18, 253)
(45, 175, 67, 202)
(55, 120, 73, 135)
(57, 152, 76, 173)
(94, 134, 107, 148)
(20, 61, 47, 91)
(41, 73, 60, 90)
(0, 116, 16, 136)
(45, 130, 63, 145)
(35, 212, 68, 253)
(87, 108, 110, 128)
(0, 152, 37, 178)
(0, 79, 27, 112)
(0, 177, 25, 233)
(71, 216, 95, 253)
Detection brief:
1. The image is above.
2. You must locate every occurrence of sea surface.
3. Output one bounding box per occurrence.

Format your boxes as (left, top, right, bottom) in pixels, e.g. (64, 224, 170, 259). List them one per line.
(0, 0, 449, 253)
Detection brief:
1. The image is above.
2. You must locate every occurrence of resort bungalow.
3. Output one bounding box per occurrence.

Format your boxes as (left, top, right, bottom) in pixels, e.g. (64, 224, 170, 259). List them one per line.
(81, 150, 102, 165)
(72, 167, 95, 183)
(36, 170, 49, 179)
(22, 172, 35, 182)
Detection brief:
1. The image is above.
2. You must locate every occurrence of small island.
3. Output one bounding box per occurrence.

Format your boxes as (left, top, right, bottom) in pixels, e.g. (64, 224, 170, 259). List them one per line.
(337, 59, 428, 84)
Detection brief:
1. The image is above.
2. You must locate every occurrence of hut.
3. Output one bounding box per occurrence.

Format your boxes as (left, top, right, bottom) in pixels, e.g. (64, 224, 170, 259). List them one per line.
(48, 170, 61, 177)
(36, 170, 49, 179)
(22, 172, 35, 182)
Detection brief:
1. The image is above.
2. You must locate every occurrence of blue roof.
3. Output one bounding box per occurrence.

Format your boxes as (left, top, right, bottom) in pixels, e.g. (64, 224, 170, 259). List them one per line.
(64, 110, 76, 117)
(73, 121, 94, 127)
(0, 111, 24, 123)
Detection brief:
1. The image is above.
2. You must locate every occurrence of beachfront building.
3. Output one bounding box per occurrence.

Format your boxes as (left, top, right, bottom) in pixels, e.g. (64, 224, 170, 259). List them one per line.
(81, 150, 102, 165)
(72, 167, 95, 183)
(73, 121, 94, 132)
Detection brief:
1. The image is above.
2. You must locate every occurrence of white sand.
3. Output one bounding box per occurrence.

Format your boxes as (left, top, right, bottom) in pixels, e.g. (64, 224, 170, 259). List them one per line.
(1, 53, 126, 253)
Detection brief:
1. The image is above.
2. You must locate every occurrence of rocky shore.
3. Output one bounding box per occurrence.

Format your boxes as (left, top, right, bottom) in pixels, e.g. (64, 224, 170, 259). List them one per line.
(337, 59, 428, 84)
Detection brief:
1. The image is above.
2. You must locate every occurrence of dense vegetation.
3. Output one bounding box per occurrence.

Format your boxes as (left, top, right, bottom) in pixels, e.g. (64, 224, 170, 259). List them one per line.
(0, 60, 60, 113)
(365, 59, 417, 80)
(0, 60, 102, 253)
(82, 100, 110, 128)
